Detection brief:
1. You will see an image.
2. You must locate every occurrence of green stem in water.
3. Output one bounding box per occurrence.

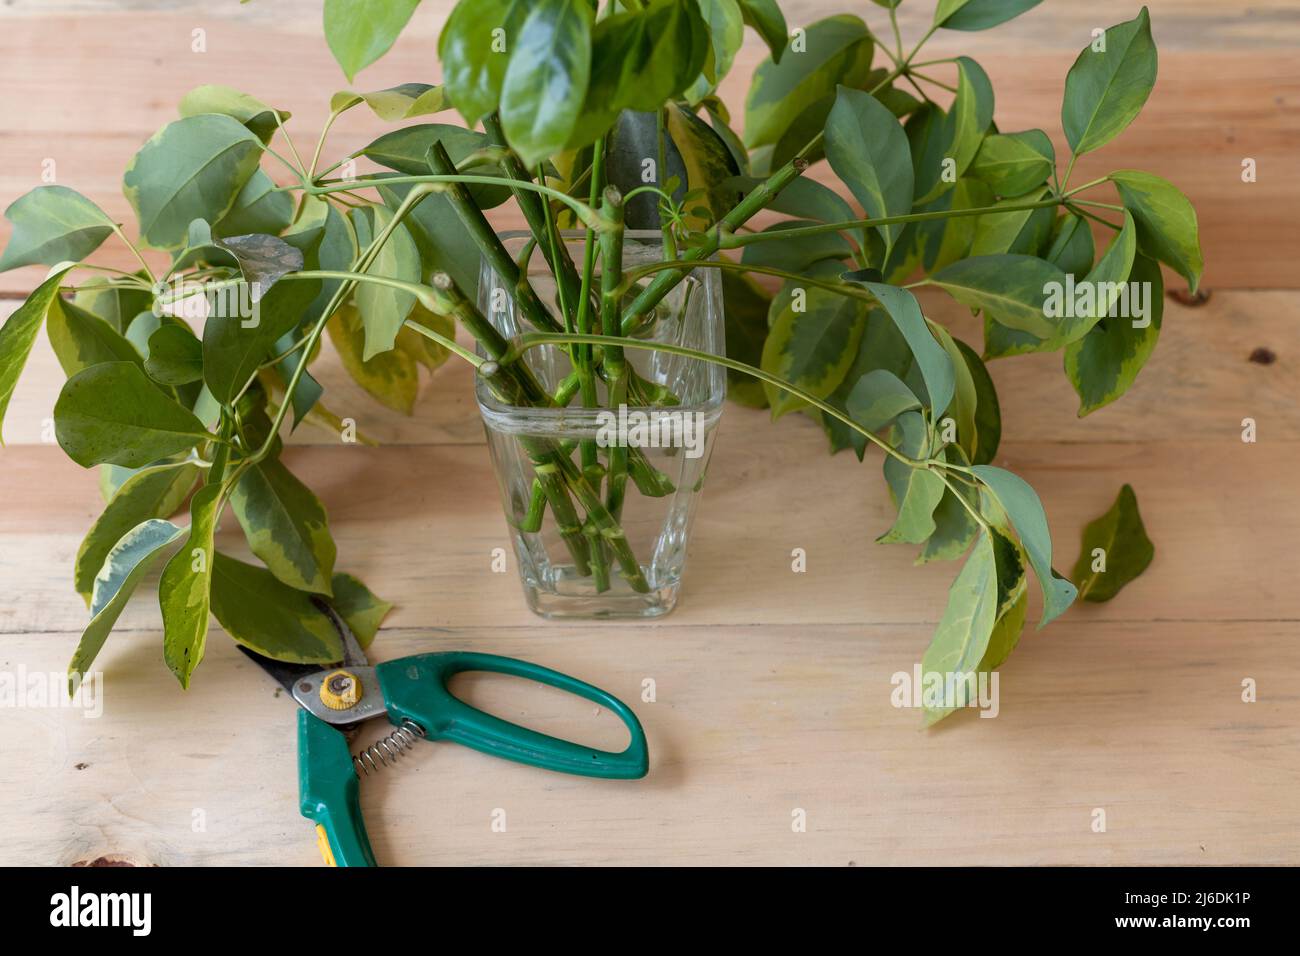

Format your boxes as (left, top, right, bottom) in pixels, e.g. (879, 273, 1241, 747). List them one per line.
(599, 187, 631, 528)
(572, 137, 606, 545)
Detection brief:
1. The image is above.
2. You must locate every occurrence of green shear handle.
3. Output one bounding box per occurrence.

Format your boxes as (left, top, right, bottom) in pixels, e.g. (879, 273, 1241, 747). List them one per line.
(299, 652, 648, 866)
(377, 652, 650, 780)
(298, 709, 377, 867)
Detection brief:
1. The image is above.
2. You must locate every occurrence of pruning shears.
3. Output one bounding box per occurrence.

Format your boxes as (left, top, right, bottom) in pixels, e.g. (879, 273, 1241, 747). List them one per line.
(241, 601, 649, 866)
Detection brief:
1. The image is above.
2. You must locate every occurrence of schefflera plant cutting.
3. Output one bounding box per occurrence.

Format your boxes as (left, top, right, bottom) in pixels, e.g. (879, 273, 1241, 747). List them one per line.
(0, 0, 1200, 723)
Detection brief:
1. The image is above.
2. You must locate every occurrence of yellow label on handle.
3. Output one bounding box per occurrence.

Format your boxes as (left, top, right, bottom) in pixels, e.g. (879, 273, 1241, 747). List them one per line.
(314, 824, 337, 867)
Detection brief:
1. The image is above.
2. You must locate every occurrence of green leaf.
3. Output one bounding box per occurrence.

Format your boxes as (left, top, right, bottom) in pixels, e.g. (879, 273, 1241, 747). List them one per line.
(68, 519, 186, 689)
(396, 301, 456, 372)
(970, 188, 1054, 256)
(824, 85, 912, 255)
(685, 0, 745, 104)
(499, 0, 593, 166)
(379, 182, 482, 298)
(879, 411, 945, 544)
(701, 97, 751, 173)
(663, 103, 744, 228)
(1061, 7, 1157, 156)
(1071, 483, 1155, 602)
(823, 305, 914, 458)
(904, 104, 949, 205)
(327, 301, 420, 414)
(360, 124, 510, 208)
(1109, 170, 1203, 293)
(919, 530, 998, 718)
(123, 114, 263, 250)
(1048, 210, 1138, 347)
(439, 0, 531, 126)
(968, 130, 1054, 198)
(202, 274, 318, 405)
(925, 528, 1027, 723)
(565, 0, 711, 151)
(724, 174, 854, 232)
(982, 315, 1040, 360)
(1065, 252, 1163, 415)
(981, 528, 1029, 666)
(350, 205, 421, 359)
(905, 65, 994, 201)
(930, 254, 1064, 337)
(73, 278, 152, 334)
(737, 0, 788, 62)
(210, 554, 345, 663)
(843, 278, 954, 417)
(46, 295, 142, 377)
(100, 464, 138, 503)
(845, 369, 920, 432)
(934, 0, 1043, 31)
(915, 177, 995, 273)
(230, 453, 336, 595)
(744, 15, 874, 149)
(760, 280, 866, 418)
(330, 83, 448, 121)
(932, 324, 979, 461)
(177, 85, 289, 145)
(143, 324, 203, 386)
(213, 170, 295, 239)
(996, 212, 1138, 356)
(268, 203, 334, 430)
(159, 483, 222, 688)
(54, 361, 211, 467)
(956, 338, 1000, 465)
(283, 194, 353, 331)
(971, 464, 1077, 627)
(719, 271, 771, 408)
(1044, 210, 1095, 278)
(74, 462, 199, 603)
(0, 186, 115, 272)
(324, 0, 421, 82)
(918, 450, 980, 564)
(330, 572, 393, 648)
(741, 220, 852, 275)
(937, 57, 995, 202)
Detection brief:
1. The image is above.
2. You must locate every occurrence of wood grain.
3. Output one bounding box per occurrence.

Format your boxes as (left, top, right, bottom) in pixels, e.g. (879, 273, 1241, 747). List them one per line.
(5, 620, 1297, 866)
(0, 0, 1296, 867)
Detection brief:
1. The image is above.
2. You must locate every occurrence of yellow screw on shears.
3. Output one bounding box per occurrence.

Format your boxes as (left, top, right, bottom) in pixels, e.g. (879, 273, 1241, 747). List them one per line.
(319, 670, 363, 710)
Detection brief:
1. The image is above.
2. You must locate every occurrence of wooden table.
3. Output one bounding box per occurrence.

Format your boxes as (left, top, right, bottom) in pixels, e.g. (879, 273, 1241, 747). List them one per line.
(1, 1, 1296, 866)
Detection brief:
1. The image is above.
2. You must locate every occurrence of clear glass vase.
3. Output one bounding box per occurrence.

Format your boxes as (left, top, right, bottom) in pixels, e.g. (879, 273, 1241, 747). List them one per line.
(475, 233, 725, 619)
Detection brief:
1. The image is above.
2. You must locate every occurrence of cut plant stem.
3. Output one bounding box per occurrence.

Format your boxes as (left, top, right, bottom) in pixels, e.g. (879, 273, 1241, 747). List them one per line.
(426, 141, 564, 335)
(583, 519, 611, 593)
(477, 360, 592, 575)
(481, 113, 585, 327)
(599, 186, 631, 525)
(436, 270, 647, 590)
(572, 137, 607, 580)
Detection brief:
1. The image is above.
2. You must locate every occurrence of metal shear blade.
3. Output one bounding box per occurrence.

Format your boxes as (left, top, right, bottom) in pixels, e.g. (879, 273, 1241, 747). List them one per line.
(239, 597, 385, 727)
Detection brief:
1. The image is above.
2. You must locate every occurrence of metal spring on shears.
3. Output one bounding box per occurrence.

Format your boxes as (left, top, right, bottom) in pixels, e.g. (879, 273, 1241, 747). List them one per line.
(353, 719, 427, 776)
